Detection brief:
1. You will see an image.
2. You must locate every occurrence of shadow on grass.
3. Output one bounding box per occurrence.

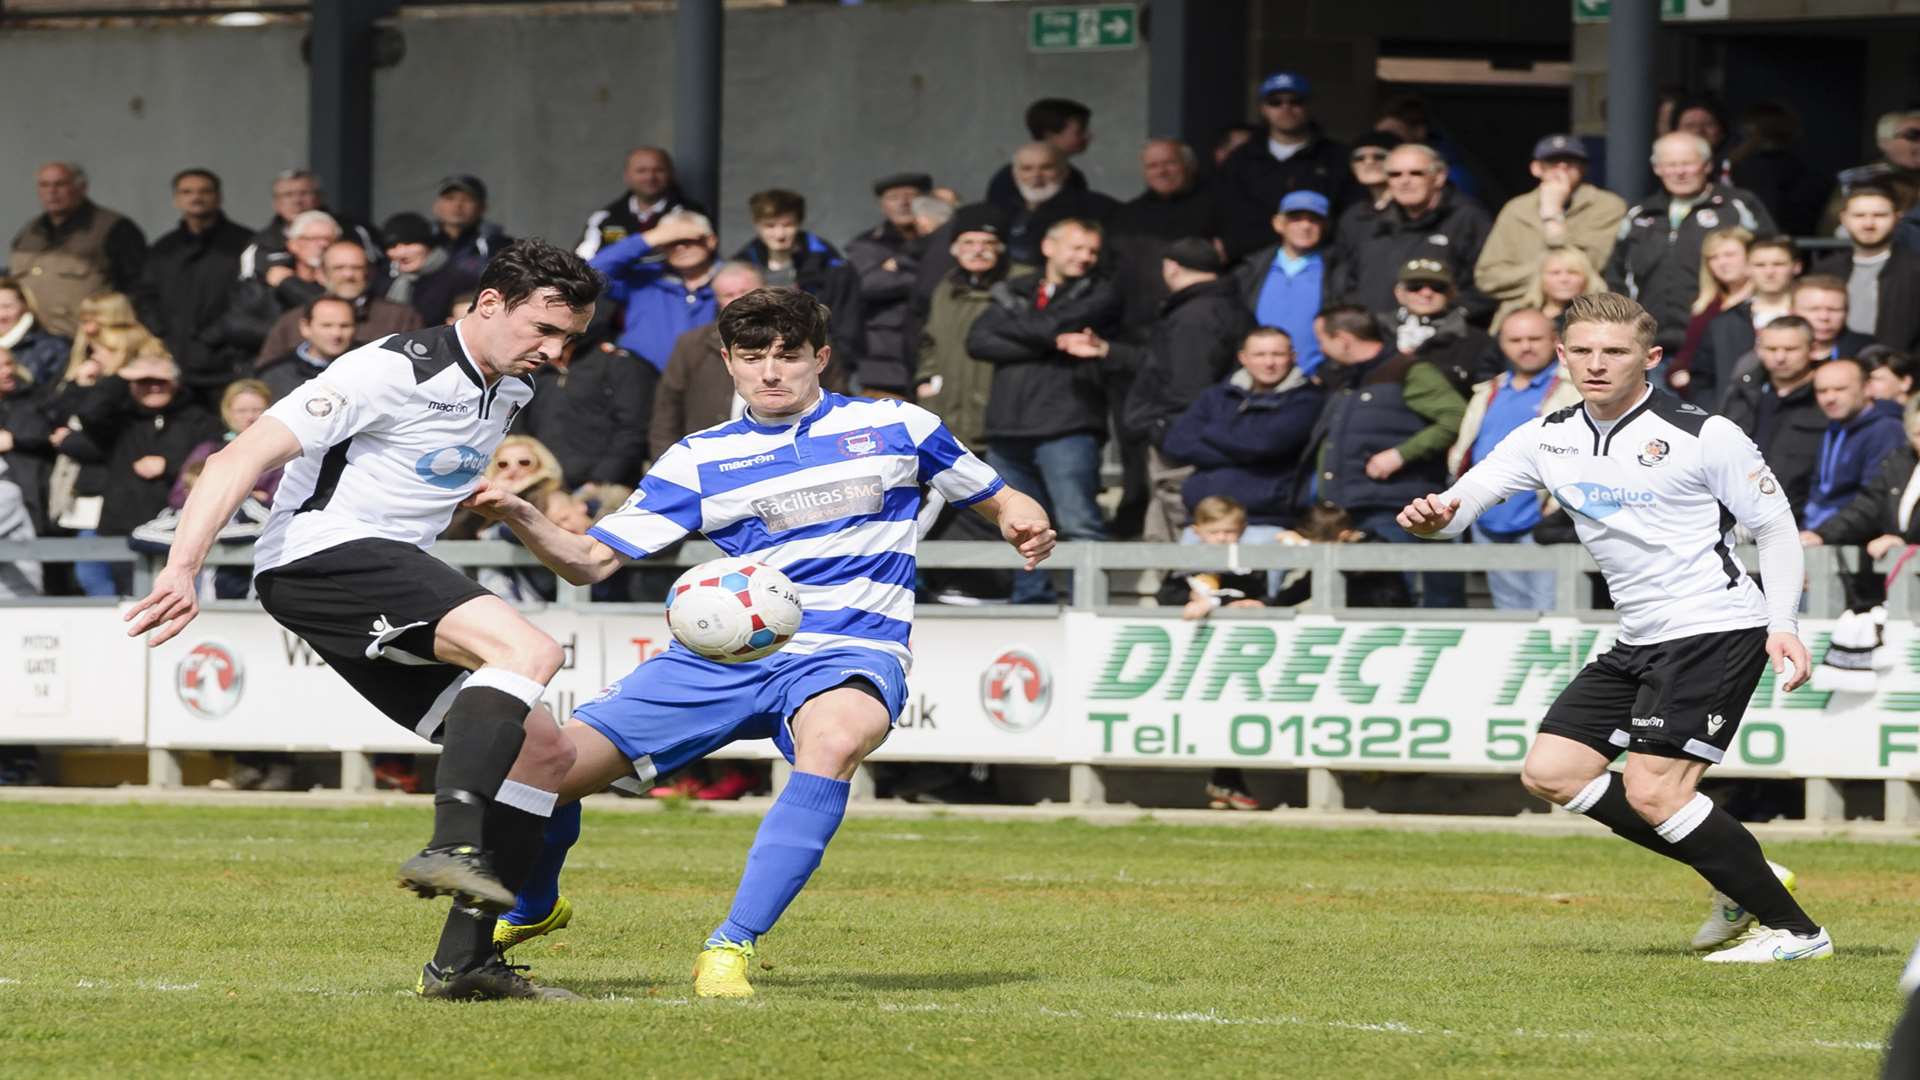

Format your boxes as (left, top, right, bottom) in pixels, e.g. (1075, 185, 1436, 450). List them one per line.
(1580, 943, 1908, 959)
(573, 970, 1038, 997)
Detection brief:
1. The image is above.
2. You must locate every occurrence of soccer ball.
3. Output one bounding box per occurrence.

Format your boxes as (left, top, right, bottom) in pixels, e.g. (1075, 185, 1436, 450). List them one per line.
(665, 557, 804, 663)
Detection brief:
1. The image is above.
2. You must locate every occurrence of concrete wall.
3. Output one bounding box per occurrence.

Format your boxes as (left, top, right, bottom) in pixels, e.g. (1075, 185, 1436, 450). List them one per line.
(0, 24, 306, 240)
(0, 5, 1148, 255)
(373, 4, 1149, 254)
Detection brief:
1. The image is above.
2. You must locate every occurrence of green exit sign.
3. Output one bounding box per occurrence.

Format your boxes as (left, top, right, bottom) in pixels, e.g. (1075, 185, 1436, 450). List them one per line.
(1574, 0, 1729, 22)
(1029, 5, 1138, 52)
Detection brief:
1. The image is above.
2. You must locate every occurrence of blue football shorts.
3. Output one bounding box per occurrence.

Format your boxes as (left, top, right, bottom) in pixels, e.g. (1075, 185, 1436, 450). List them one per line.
(571, 644, 909, 783)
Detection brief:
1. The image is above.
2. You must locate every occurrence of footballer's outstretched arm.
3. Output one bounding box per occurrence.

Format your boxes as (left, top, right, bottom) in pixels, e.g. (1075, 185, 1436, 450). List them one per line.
(466, 481, 625, 586)
(969, 485, 1056, 570)
(124, 415, 303, 644)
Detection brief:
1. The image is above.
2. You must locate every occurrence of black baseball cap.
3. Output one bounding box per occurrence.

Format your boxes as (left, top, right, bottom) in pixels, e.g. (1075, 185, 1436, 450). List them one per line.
(1164, 237, 1224, 274)
(950, 203, 1008, 239)
(873, 172, 933, 197)
(438, 174, 488, 202)
(381, 211, 437, 248)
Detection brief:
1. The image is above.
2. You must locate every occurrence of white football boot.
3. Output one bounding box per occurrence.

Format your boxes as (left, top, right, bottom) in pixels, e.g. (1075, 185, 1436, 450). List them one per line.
(1692, 860, 1796, 952)
(1701, 925, 1833, 964)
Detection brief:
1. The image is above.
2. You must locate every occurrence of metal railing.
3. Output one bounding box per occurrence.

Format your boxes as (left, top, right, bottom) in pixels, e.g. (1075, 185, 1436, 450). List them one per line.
(0, 535, 1905, 619)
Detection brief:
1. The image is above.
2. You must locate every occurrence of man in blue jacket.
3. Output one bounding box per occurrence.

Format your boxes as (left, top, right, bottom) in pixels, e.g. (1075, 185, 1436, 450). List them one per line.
(1162, 326, 1323, 536)
(1235, 190, 1331, 378)
(1802, 356, 1906, 532)
(589, 210, 721, 373)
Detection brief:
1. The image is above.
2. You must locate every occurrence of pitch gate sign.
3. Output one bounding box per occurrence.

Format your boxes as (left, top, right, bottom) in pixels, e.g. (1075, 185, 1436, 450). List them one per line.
(1067, 614, 1920, 780)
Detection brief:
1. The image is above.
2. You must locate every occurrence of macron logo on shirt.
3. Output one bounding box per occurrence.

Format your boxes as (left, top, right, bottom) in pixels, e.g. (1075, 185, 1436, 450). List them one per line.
(718, 452, 781, 473)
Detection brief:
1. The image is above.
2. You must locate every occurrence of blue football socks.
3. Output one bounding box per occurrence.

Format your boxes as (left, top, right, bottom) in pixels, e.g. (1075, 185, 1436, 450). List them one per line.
(709, 771, 850, 946)
(504, 800, 581, 926)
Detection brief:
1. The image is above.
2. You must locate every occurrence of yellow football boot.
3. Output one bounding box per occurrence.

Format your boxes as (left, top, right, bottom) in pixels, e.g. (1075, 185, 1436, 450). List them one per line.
(492, 895, 573, 953)
(693, 939, 756, 998)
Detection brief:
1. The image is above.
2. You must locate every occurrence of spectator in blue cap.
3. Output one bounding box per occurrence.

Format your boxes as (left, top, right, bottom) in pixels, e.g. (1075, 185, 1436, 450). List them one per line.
(1217, 70, 1359, 260)
(1236, 190, 1332, 377)
(1476, 134, 1626, 330)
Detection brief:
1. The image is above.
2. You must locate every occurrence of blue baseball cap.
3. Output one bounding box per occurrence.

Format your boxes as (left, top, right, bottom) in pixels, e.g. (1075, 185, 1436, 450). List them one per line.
(1531, 134, 1588, 162)
(1279, 190, 1330, 218)
(1259, 71, 1312, 100)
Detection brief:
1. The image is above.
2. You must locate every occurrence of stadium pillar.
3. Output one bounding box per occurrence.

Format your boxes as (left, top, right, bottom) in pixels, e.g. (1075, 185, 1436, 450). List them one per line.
(1803, 777, 1845, 823)
(674, 0, 723, 215)
(1146, 0, 1249, 143)
(1887, 780, 1920, 825)
(309, 0, 395, 222)
(1602, 0, 1658, 205)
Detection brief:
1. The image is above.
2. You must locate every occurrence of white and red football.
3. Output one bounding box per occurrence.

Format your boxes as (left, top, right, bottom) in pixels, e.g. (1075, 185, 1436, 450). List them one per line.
(664, 557, 804, 663)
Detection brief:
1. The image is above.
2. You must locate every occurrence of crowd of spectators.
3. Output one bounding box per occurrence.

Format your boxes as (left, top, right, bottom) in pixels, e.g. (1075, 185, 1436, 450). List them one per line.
(6, 84, 1920, 623)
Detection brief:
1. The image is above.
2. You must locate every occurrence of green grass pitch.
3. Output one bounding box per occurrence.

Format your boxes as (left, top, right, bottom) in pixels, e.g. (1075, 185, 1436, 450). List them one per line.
(0, 801, 1912, 1078)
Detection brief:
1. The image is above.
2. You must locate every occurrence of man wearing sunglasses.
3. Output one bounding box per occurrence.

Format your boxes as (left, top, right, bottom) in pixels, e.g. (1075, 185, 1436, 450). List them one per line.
(1218, 70, 1359, 260)
(1334, 143, 1493, 325)
(1476, 134, 1626, 330)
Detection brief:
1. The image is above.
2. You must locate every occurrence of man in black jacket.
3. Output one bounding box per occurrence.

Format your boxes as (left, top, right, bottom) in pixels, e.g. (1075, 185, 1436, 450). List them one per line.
(846, 172, 934, 397)
(1814, 184, 1920, 355)
(574, 147, 706, 260)
(984, 98, 1096, 212)
(966, 218, 1122, 600)
(136, 168, 255, 405)
(1693, 235, 1797, 406)
(518, 340, 653, 495)
(1217, 71, 1359, 259)
(1107, 139, 1223, 337)
(1721, 316, 1827, 519)
(1337, 145, 1493, 323)
(1605, 132, 1776, 355)
(996, 143, 1118, 268)
(1087, 238, 1255, 542)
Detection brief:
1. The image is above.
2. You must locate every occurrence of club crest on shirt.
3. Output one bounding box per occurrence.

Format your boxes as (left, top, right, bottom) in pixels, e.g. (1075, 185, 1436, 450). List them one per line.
(1636, 438, 1670, 467)
(1749, 466, 1779, 496)
(838, 430, 880, 457)
(304, 387, 346, 418)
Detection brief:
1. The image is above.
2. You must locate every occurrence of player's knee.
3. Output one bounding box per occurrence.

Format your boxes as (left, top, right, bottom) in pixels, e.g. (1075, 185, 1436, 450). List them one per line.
(1622, 780, 1683, 825)
(1519, 763, 1579, 805)
(499, 635, 564, 684)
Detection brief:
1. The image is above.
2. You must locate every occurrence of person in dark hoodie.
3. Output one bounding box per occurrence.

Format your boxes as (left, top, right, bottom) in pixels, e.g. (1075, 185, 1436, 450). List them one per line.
(1162, 325, 1323, 531)
(1100, 238, 1255, 542)
(380, 211, 480, 325)
(1801, 356, 1905, 531)
(1216, 71, 1360, 259)
(732, 189, 864, 391)
(1721, 316, 1827, 520)
(61, 346, 221, 591)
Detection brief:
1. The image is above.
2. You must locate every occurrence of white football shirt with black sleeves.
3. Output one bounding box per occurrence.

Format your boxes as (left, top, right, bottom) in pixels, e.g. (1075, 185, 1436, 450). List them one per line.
(1443, 385, 1793, 645)
(252, 323, 534, 575)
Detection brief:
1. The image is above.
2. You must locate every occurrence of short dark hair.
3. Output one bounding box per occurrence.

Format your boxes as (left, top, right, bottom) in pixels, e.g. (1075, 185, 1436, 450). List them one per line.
(1025, 98, 1092, 140)
(1793, 273, 1848, 299)
(1377, 93, 1429, 129)
(301, 294, 355, 322)
(1759, 314, 1814, 343)
(1317, 303, 1382, 343)
(1820, 354, 1872, 379)
(172, 167, 220, 193)
(1845, 182, 1899, 210)
(1865, 346, 1920, 383)
(1748, 234, 1797, 261)
(717, 287, 830, 353)
(1243, 326, 1292, 348)
(748, 189, 807, 223)
(476, 238, 603, 313)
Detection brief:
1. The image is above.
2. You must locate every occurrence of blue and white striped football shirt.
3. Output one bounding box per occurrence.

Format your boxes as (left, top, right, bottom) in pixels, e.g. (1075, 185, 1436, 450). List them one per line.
(588, 392, 1004, 668)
